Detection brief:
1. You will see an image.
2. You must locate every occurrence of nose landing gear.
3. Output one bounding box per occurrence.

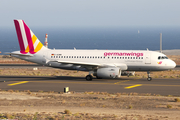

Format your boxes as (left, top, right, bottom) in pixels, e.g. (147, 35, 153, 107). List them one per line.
(147, 71, 152, 81)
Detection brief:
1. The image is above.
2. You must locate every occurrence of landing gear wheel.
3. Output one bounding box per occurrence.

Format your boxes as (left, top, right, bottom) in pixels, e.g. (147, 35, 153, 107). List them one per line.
(86, 75, 92, 81)
(147, 77, 152, 81)
(147, 71, 152, 81)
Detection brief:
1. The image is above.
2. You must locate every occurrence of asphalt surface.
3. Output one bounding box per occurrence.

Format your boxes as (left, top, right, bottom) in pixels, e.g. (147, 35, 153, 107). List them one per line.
(0, 76, 180, 96)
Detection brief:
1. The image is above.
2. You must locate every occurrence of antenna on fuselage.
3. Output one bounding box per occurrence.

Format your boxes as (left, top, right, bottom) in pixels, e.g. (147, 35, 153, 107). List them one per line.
(160, 33, 162, 53)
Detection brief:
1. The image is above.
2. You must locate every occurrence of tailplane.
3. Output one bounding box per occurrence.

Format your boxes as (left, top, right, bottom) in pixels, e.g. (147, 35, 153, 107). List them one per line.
(14, 20, 47, 54)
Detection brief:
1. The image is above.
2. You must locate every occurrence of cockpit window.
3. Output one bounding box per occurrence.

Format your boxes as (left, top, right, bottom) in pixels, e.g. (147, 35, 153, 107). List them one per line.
(158, 56, 168, 60)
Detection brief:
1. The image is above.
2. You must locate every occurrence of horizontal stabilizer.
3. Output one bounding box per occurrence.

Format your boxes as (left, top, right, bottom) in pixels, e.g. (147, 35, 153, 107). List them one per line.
(5, 52, 33, 57)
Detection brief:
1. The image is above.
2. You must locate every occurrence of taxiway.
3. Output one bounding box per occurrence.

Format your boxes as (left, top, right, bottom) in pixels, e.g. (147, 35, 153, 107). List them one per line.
(0, 76, 180, 96)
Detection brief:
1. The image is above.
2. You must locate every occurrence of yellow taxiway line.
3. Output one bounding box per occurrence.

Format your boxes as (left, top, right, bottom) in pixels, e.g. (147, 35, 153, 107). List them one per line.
(8, 81, 29, 86)
(125, 84, 142, 89)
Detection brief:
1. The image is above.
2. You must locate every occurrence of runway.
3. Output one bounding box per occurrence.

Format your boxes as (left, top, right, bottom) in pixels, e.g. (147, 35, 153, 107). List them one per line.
(0, 76, 180, 96)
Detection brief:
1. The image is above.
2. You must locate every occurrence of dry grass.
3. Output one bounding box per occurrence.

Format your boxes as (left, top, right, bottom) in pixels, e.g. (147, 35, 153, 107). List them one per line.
(64, 109, 71, 114)
(175, 98, 180, 102)
(167, 105, 172, 108)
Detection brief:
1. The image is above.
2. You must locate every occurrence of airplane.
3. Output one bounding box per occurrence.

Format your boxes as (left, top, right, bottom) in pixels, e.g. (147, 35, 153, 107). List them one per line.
(9, 19, 176, 81)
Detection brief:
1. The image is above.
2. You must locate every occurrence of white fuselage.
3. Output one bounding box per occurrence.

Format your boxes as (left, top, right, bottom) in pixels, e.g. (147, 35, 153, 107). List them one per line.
(12, 48, 176, 72)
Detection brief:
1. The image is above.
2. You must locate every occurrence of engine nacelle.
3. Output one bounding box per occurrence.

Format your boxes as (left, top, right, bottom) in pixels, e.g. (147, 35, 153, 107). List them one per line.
(121, 71, 135, 76)
(95, 67, 121, 78)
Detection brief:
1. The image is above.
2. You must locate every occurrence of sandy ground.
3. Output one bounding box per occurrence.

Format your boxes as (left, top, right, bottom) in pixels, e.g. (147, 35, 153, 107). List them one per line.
(0, 91, 180, 120)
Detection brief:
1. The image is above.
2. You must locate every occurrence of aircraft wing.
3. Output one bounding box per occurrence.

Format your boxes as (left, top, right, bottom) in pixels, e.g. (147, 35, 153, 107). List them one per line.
(56, 60, 100, 67)
(51, 60, 127, 70)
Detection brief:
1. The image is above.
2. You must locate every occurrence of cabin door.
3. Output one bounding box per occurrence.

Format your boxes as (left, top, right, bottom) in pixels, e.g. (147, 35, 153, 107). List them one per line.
(145, 53, 151, 64)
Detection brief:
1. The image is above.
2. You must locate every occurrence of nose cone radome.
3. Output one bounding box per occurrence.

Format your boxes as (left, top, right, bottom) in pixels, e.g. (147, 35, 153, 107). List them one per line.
(170, 60, 176, 69)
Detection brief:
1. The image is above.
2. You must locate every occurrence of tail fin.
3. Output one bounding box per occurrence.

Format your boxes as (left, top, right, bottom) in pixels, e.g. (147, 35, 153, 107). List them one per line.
(14, 20, 46, 54)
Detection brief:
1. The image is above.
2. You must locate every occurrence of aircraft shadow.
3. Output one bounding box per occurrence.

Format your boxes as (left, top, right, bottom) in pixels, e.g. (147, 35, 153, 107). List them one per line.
(0, 75, 135, 82)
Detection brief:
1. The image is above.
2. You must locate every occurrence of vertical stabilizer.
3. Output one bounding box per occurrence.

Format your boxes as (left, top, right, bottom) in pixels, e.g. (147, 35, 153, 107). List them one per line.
(14, 20, 46, 54)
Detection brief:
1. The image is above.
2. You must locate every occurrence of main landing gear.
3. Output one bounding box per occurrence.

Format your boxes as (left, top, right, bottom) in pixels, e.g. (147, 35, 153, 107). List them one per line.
(147, 71, 152, 81)
(86, 75, 93, 81)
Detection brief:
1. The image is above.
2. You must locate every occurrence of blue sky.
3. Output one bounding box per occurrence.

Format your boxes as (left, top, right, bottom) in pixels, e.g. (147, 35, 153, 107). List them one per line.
(0, 0, 180, 28)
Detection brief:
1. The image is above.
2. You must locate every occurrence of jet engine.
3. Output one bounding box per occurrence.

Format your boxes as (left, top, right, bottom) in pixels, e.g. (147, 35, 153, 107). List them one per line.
(94, 67, 121, 78)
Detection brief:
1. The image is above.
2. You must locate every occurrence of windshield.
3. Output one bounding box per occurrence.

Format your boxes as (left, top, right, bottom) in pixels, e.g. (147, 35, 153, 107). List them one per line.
(158, 56, 168, 60)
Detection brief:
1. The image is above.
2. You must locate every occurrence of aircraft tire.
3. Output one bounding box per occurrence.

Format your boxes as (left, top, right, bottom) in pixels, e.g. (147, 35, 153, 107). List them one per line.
(86, 75, 92, 81)
(147, 77, 152, 81)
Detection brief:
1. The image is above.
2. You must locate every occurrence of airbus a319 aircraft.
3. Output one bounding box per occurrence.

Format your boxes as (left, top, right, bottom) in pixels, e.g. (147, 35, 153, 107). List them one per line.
(10, 20, 176, 81)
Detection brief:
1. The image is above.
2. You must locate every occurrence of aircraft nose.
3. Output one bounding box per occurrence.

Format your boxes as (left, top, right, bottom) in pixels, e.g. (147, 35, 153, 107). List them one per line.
(170, 60, 176, 69)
